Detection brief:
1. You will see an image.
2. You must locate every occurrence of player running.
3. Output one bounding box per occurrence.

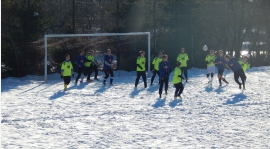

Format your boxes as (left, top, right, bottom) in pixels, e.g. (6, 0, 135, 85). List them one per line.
(205, 49, 216, 85)
(224, 55, 247, 90)
(214, 50, 229, 86)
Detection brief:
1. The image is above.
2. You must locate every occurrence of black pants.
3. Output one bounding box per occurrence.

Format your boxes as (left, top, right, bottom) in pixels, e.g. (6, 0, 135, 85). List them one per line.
(135, 71, 147, 87)
(159, 77, 169, 95)
(174, 82, 184, 96)
(234, 69, 246, 86)
(181, 67, 188, 79)
(93, 64, 99, 79)
(151, 70, 160, 84)
(84, 67, 93, 81)
(104, 69, 114, 83)
(76, 68, 84, 82)
(63, 76, 71, 85)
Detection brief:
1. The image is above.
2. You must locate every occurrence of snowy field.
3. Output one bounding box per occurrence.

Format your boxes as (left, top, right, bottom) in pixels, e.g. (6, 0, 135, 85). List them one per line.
(1, 67, 270, 148)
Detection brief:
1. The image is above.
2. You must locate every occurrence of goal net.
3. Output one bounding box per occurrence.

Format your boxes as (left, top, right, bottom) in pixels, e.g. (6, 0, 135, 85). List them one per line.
(44, 32, 151, 82)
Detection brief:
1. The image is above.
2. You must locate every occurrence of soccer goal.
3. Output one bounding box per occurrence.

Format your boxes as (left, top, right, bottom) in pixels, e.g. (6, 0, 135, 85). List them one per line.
(44, 32, 151, 82)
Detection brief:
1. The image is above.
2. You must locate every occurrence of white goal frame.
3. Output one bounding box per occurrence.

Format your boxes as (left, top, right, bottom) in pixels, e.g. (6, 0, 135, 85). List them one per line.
(44, 32, 151, 82)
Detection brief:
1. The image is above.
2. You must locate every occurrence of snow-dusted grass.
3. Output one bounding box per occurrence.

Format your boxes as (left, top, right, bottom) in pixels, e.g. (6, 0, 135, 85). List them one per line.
(1, 67, 270, 148)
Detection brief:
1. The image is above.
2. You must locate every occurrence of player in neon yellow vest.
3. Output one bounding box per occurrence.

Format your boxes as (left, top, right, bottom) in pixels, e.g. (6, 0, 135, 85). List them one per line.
(172, 61, 186, 99)
(150, 51, 163, 85)
(84, 50, 94, 83)
(61, 54, 74, 91)
(205, 49, 216, 84)
(177, 48, 189, 82)
(238, 56, 250, 72)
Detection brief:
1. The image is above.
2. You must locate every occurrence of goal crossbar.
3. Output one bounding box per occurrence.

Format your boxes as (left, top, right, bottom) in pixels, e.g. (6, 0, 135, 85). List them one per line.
(44, 32, 151, 82)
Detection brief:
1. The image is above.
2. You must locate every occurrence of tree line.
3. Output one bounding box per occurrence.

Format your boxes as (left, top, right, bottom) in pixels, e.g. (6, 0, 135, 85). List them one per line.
(1, 0, 270, 77)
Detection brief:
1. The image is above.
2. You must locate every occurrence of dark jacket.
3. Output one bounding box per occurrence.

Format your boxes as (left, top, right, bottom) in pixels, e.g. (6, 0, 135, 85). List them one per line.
(159, 61, 173, 78)
(103, 54, 114, 70)
(214, 56, 226, 71)
(75, 55, 87, 70)
(227, 58, 243, 72)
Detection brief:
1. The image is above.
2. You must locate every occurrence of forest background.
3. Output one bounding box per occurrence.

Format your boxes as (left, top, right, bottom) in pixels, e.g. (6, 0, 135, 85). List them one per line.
(1, 0, 270, 78)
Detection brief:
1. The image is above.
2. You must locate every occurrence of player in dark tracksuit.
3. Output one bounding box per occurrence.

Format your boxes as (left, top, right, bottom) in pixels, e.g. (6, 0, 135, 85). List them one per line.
(214, 50, 229, 86)
(75, 50, 87, 84)
(103, 49, 114, 85)
(224, 54, 247, 89)
(159, 54, 173, 98)
(92, 50, 99, 81)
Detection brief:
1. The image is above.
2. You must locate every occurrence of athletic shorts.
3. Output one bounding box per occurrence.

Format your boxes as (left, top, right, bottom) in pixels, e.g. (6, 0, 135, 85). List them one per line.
(218, 70, 224, 75)
(207, 66, 215, 74)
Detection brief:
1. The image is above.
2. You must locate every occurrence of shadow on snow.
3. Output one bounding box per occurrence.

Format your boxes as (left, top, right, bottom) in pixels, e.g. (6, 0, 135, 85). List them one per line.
(152, 98, 166, 108)
(49, 90, 66, 100)
(130, 88, 144, 98)
(146, 85, 159, 93)
(214, 86, 226, 94)
(205, 85, 213, 92)
(223, 93, 247, 105)
(49, 84, 80, 100)
(169, 99, 183, 108)
(94, 84, 111, 95)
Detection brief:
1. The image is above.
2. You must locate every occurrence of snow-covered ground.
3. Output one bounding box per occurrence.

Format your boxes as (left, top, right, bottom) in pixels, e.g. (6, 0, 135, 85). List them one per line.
(1, 67, 270, 148)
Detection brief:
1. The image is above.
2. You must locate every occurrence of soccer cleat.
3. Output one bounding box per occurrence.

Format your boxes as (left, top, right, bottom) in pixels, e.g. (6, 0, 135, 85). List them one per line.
(94, 78, 99, 81)
(159, 94, 161, 98)
(239, 83, 242, 89)
(64, 84, 68, 91)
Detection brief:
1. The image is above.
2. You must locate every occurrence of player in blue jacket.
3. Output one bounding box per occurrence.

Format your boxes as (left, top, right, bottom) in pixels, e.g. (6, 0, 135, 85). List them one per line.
(214, 50, 229, 86)
(103, 49, 114, 85)
(158, 54, 173, 98)
(75, 50, 87, 84)
(224, 54, 247, 89)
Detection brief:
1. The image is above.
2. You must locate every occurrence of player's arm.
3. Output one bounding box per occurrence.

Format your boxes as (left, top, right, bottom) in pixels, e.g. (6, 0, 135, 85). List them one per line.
(136, 58, 143, 69)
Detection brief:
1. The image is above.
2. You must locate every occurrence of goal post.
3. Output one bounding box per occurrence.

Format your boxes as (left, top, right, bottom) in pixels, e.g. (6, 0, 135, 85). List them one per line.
(44, 32, 151, 82)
